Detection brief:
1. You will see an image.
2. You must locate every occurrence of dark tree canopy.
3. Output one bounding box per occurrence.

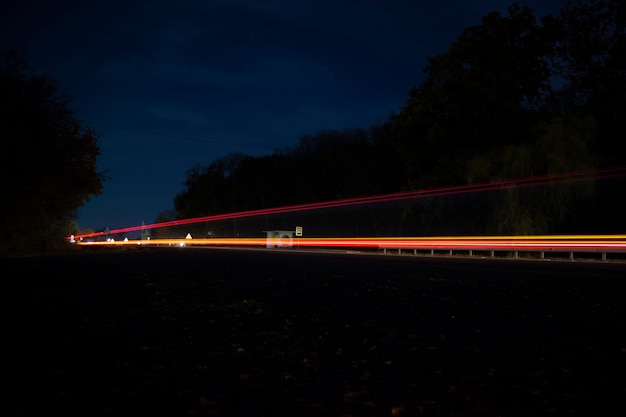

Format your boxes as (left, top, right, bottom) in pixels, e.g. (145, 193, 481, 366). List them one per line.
(170, 1, 624, 237)
(1, 50, 104, 254)
(554, 0, 626, 165)
(392, 3, 556, 185)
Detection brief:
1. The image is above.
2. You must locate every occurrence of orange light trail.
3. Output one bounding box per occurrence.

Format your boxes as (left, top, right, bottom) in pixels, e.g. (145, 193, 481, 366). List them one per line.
(71, 166, 626, 240)
(75, 235, 626, 254)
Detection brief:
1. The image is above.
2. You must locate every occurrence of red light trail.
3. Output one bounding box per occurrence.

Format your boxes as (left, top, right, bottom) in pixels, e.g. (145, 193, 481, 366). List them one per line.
(71, 166, 626, 240)
(75, 235, 626, 255)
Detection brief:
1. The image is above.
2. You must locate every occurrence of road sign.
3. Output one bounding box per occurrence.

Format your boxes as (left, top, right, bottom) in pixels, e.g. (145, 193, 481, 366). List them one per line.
(295, 226, 303, 236)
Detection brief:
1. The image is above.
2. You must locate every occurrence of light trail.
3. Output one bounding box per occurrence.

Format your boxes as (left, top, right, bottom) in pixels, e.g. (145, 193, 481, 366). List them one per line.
(75, 235, 626, 254)
(71, 166, 626, 240)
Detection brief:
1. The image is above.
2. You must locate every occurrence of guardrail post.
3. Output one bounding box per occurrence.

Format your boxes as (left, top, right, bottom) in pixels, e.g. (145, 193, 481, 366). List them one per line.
(569, 251, 574, 260)
(602, 252, 607, 261)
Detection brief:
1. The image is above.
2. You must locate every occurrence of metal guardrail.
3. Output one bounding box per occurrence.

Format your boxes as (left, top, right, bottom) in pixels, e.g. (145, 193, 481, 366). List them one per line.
(379, 237, 626, 262)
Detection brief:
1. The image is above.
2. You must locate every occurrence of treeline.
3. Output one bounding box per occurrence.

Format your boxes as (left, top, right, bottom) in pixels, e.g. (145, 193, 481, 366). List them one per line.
(166, 0, 625, 238)
(1, 51, 104, 254)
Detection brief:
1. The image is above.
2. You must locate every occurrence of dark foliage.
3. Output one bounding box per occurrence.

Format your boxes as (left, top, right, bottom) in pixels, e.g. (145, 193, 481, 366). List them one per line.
(0, 50, 104, 255)
(172, 1, 624, 237)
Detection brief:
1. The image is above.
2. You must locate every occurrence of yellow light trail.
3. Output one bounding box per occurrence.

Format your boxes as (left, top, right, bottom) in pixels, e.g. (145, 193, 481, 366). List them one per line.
(75, 235, 626, 253)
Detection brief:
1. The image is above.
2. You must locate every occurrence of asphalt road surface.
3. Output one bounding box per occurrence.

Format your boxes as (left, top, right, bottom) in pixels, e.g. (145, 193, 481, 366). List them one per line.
(5, 247, 626, 416)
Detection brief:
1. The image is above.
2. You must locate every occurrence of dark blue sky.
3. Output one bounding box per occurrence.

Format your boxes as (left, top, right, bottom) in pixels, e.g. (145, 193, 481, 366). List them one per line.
(2, 0, 567, 231)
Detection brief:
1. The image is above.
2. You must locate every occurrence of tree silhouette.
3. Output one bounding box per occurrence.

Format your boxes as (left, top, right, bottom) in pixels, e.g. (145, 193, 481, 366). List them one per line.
(1, 50, 104, 254)
(393, 3, 555, 186)
(171, 1, 625, 236)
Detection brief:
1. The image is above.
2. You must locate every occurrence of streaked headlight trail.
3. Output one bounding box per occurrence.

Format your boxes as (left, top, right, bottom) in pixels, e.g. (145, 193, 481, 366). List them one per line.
(75, 235, 626, 258)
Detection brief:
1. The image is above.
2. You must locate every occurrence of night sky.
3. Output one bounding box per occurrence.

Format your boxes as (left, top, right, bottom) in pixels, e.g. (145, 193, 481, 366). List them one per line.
(2, 0, 567, 231)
